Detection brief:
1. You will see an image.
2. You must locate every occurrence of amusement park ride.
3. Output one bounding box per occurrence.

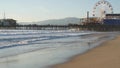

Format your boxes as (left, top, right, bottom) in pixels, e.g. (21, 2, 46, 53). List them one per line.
(82, 0, 120, 25)
(93, 0, 113, 20)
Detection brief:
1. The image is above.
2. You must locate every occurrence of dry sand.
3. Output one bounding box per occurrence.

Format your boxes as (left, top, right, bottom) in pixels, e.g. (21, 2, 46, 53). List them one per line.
(53, 36, 120, 68)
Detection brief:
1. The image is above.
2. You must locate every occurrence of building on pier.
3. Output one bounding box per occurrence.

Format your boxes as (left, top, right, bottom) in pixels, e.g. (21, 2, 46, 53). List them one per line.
(103, 14, 120, 25)
(0, 19, 17, 27)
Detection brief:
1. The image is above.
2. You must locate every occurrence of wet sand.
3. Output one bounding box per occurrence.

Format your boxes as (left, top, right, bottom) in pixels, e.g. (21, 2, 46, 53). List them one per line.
(53, 35, 120, 68)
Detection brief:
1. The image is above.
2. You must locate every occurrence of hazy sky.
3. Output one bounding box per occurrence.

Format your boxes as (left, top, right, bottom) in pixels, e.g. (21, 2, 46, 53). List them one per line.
(0, 0, 119, 22)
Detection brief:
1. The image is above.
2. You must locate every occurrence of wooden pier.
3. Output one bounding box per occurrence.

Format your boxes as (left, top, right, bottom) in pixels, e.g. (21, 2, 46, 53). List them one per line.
(0, 24, 120, 31)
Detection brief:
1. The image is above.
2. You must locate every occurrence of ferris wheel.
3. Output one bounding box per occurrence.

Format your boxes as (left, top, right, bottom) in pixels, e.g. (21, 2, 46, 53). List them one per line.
(93, 0, 113, 20)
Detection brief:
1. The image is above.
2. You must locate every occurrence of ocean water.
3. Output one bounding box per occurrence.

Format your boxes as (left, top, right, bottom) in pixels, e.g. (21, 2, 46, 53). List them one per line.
(0, 30, 116, 68)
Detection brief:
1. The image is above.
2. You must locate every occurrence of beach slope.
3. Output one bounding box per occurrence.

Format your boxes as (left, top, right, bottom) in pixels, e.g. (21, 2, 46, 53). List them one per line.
(54, 36, 120, 68)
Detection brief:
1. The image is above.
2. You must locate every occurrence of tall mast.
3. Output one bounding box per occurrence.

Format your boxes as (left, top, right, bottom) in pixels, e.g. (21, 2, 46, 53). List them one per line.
(3, 11, 6, 19)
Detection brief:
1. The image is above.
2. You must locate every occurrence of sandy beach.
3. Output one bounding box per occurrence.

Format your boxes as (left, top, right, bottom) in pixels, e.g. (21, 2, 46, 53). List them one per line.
(53, 35, 120, 68)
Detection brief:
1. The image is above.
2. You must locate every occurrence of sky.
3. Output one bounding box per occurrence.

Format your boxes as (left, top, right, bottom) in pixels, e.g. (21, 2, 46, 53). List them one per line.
(0, 0, 119, 22)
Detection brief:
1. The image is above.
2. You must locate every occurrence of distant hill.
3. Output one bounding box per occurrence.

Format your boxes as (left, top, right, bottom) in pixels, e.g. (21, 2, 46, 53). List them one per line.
(19, 17, 81, 25)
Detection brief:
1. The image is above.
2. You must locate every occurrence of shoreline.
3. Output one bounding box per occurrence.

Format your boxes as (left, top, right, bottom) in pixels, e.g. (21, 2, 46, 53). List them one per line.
(0, 31, 118, 68)
(53, 35, 120, 68)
